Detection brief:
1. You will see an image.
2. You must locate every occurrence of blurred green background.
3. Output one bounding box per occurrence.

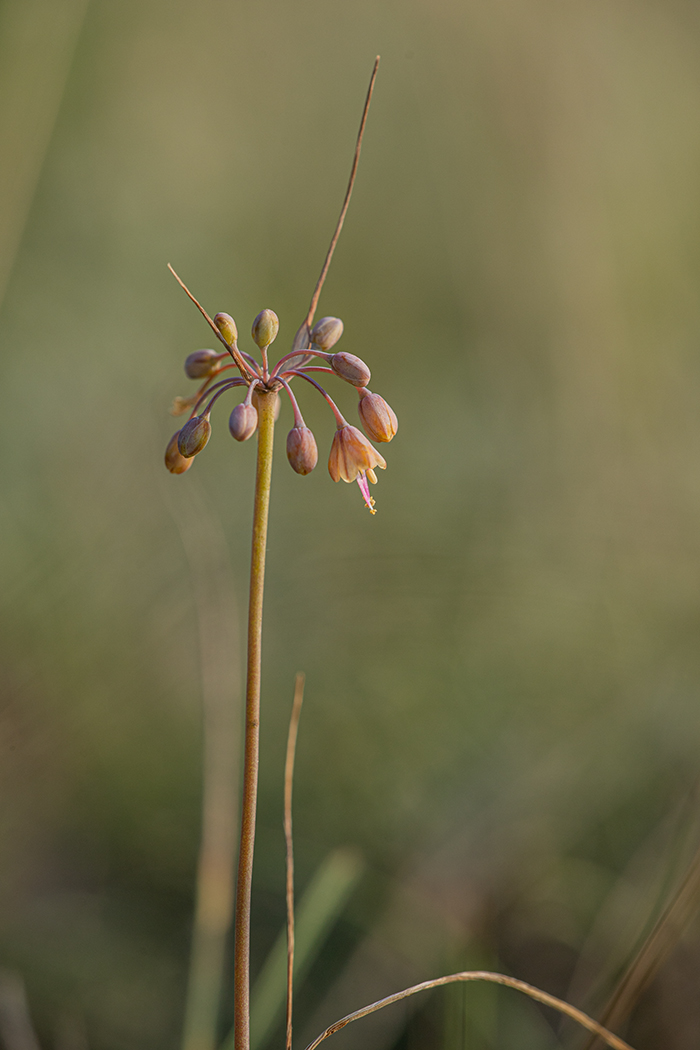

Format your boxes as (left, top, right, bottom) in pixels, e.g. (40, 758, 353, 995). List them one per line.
(3, 0, 700, 1047)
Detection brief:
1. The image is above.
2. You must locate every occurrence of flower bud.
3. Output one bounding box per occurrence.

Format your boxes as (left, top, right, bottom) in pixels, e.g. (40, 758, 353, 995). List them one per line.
(214, 312, 238, 344)
(310, 316, 344, 350)
(165, 431, 194, 474)
(251, 309, 279, 349)
(286, 426, 318, 475)
(358, 391, 398, 442)
(185, 349, 219, 379)
(330, 352, 371, 387)
(178, 415, 211, 457)
(229, 402, 258, 442)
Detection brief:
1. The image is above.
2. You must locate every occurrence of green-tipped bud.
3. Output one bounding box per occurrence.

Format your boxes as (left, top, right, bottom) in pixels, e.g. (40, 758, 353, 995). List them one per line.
(229, 402, 258, 442)
(214, 312, 238, 344)
(310, 316, 344, 350)
(178, 415, 211, 457)
(165, 431, 194, 474)
(358, 391, 398, 442)
(286, 426, 318, 475)
(251, 309, 279, 349)
(330, 351, 371, 387)
(185, 349, 219, 379)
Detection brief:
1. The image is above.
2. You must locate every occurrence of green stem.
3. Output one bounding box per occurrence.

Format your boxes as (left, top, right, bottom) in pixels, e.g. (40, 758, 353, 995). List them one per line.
(233, 389, 276, 1050)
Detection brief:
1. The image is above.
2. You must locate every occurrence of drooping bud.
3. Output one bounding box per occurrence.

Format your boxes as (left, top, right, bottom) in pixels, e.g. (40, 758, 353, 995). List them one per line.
(165, 432, 194, 474)
(214, 312, 238, 344)
(286, 426, 318, 475)
(310, 316, 344, 351)
(251, 309, 279, 349)
(229, 402, 258, 442)
(178, 415, 211, 457)
(185, 349, 219, 379)
(358, 390, 398, 442)
(330, 352, 371, 387)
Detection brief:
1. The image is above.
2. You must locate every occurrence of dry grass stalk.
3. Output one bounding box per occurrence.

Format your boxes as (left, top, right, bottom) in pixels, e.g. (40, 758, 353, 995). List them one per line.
(303, 970, 637, 1050)
(284, 673, 306, 1050)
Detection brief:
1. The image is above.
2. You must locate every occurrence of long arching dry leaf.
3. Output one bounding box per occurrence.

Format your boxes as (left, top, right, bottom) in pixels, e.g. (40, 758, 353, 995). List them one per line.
(303, 970, 636, 1050)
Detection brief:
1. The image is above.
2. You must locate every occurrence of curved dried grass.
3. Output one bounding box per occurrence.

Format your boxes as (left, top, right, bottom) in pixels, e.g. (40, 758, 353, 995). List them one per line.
(303, 970, 636, 1050)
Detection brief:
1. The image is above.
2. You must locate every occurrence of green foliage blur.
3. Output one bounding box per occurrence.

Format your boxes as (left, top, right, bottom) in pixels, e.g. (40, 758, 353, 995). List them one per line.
(3, 0, 700, 1047)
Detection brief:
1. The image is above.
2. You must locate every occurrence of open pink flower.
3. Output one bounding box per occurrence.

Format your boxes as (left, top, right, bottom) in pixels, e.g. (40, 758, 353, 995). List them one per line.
(328, 424, 386, 513)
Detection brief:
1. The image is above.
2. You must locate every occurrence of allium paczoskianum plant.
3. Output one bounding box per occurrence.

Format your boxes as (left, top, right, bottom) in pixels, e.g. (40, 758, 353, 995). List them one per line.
(163, 58, 397, 1050)
(163, 58, 637, 1050)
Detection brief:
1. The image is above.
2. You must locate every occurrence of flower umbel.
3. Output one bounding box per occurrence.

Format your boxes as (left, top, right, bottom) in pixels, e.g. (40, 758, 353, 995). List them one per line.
(164, 272, 397, 513)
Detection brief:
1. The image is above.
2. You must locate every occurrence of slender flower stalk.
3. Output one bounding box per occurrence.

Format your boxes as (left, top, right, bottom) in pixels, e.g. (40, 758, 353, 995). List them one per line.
(233, 389, 277, 1050)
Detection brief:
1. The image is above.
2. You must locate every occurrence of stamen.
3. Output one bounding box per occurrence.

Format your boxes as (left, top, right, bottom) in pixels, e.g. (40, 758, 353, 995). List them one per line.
(357, 473, 377, 514)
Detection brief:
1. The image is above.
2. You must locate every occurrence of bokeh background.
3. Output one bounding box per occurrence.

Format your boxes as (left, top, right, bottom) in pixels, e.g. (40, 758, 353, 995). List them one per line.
(3, 0, 700, 1048)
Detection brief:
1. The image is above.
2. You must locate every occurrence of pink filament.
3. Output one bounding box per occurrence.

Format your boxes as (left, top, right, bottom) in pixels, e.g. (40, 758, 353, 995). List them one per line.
(356, 473, 376, 514)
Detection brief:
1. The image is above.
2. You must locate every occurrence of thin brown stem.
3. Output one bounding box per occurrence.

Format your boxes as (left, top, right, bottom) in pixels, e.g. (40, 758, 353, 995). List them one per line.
(303, 971, 636, 1050)
(286, 370, 347, 427)
(303, 56, 379, 330)
(233, 389, 277, 1050)
(278, 378, 306, 429)
(284, 673, 305, 1050)
(167, 264, 256, 382)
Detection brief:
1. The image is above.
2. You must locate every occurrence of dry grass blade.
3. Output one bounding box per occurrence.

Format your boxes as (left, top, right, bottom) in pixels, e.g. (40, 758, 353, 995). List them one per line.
(303, 971, 636, 1050)
(284, 673, 306, 1050)
(583, 839, 700, 1050)
(303, 55, 380, 330)
(167, 263, 255, 381)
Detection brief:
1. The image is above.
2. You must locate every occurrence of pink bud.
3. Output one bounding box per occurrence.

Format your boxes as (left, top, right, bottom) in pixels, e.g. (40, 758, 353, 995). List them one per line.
(229, 402, 258, 442)
(330, 352, 371, 387)
(286, 426, 318, 475)
(184, 349, 219, 379)
(310, 316, 344, 350)
(358, 391, 398, 442)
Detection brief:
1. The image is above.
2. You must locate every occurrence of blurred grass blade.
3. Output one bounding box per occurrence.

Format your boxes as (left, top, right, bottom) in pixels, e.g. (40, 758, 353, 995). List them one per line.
(230, 847, 364, 1050)
(583, 839, 700, 1050)
(0, 0, 90, 314)
(162, 476, 242, 1050)
(0, 971, 41, 1050)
